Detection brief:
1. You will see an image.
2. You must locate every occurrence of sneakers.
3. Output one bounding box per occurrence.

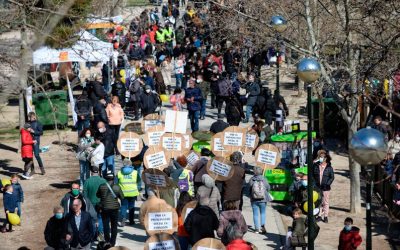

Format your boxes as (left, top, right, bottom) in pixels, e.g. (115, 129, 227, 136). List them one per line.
(21, 173, 32, 180)
(260, 225, 267, 234)
(40, 168, 46, 175)
(119, 221, 125, 227)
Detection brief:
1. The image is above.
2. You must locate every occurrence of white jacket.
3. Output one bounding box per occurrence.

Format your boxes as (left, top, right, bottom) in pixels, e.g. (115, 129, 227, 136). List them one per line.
(89, 143, 105, 166)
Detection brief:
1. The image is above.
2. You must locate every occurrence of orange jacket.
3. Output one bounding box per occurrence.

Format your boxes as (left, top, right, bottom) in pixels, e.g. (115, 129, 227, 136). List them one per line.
(106, 103, 124, 125)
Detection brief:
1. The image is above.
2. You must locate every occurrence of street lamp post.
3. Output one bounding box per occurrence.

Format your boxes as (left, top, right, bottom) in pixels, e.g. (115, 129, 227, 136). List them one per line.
(349, 127, 388, 250)
(270, 16, 287, 132)
(297, 57, 321, 250)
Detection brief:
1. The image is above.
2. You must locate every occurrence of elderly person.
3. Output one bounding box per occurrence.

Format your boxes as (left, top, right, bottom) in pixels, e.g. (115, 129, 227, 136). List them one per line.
(44, 206, 67, 250)
(196, 174, 221, 218)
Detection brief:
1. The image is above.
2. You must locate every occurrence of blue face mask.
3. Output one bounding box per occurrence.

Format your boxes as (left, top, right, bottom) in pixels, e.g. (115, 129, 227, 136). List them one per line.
(344, 225, 352, 231)
(55, 213, 63, 219)
(301, 180, 308, 187)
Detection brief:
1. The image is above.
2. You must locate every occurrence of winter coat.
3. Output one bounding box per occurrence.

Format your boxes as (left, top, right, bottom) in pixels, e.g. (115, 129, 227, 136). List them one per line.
(140, 92, 159, 115)
(338, 227, 362, 250)
(3, 191, 17, 212)
(248, 174, 272, 203)
(217, 78, 232, 97)
(198, 80, 210, 99)
(64, 211, 94, 248)
(196, 175, 221, 217)
(44, 216, 67, 249)
(184, 205, 219, 245)
(100, 127, 115, 157)
(226, 239, 252, 250)
(217, 210, 247, 240)
(20, 128, 34, 158)
(223, 165, 245, 201)
(312, 162, 335, 191)
(29, 120, 43, 142)
(185, 87, 203, 111)
(12, 182, 24, 203)
(60, 193, 97, 223)
(225, 97, 244, 126)
(161, 61, 173, 86)
(88, 81, 106, 105)
(191, 158, 209, 184)
(93, 101, 108, 125)
(97, 181, 124, 210)
(210, 120, 229, 134)
(89, 143, 105, 167)
(111, 81, 126, 107)
(106, 103, 124, 125)
(83, 176, 107, 207)
(246, 82, 260, 106)
(75, 95, 92, 120)
(129, 79, 142, 102)
(292, 216, 306, 237)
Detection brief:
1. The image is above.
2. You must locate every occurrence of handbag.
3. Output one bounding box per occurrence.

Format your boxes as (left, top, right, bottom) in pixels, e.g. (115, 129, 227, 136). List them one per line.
(239, 87, 247, 96)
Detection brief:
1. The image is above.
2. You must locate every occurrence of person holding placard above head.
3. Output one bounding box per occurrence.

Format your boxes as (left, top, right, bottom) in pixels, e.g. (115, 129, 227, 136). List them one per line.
(117, 159, 140, 227)
(217, 200, 248, 246)
(176, 192, 194, 250)
(191, 148, 213, 192)
(222, 152, 245, 210)
(106, 96, 124, 155)
(196, 174, 221, 218)
(140, 85, 160, 117)
(185, 78, 203, 132)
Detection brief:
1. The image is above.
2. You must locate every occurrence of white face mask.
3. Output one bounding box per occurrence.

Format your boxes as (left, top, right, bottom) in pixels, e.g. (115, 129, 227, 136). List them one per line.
(319, 157, 325, 162)
(145, 89, 151, 93)
(99, 127, 106, 133)
(196, 79, 202, 83)
(396, 136, 400, 141)
(85, 134, 91, 138)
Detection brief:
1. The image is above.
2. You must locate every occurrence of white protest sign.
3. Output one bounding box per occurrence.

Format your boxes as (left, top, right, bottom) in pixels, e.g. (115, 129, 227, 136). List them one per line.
(148, 131, 165, 146)
(245, 133, 257, 148)
(223, 132, 244, 147)
(146, 151, 167, 169)
(214, 138, 225, 151)
(148, 240, 176, 250)
(145, 120, 162, 132)
(162, 136, 182, 151)
(148, 212, 173, 231)
(257, 149, 278, 165)
(165, 110, 188, 134)
(144, 173, 167, 187)
(209, 159, 231, 177)
(186, 151, 200, 167)
(120, 138, 140, 152)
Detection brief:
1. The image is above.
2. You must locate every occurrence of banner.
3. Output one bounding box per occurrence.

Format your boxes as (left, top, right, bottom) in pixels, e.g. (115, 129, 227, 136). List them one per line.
(66, 74, 77, 125)
(25, 86, 34, 113)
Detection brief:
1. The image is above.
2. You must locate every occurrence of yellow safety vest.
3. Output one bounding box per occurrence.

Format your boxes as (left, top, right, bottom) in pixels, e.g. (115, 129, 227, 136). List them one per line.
(118, 170, 139, 197)
(163, 27, 174, 42)
(156, 30, 165, 43)
(178, 169, 194, 197)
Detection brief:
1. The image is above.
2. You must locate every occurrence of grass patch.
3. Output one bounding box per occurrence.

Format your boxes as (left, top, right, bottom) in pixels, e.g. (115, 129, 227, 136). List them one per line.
(0, 127, 19, 135)
(126, 0, 150, 7)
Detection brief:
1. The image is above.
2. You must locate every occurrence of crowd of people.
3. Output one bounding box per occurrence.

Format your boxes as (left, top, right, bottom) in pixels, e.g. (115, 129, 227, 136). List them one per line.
(0, 2, 364, 250)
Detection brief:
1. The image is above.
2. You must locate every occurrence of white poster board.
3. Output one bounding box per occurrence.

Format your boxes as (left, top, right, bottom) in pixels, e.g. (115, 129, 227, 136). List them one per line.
(162, 136, 182, 151)
(245, 133, 257, 148)
(214, 138, 225, 151)
(145, 120, 162, 132)
(257, 149, 278, 165)
(209, 159, 231, 177)
(148, 212, 173, 231)
(146, 151, 168, 169)
(148, 240, 176, 250)
(187, 151, 200, 167)
(148, 131, 165, 146)
(165, 110, 188, 134)
(223, 132, 244, 147)
(120, 138, 140, 152)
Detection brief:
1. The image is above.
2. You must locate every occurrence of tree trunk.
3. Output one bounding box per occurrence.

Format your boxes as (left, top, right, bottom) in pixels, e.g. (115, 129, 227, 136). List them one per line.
(349, 121, 362, 214)
(18, 9, 28, 129)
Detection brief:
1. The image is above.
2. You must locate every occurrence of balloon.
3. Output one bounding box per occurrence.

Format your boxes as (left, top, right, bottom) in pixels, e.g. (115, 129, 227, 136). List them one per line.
(313, 191, 319, 202)
(121, 78, 126, 84)
(120, 69, 126, 77)
(160, 94, 169, 102)
(8, 213, 20, 225)
(1, 179, 11, 187)
(303, 201, 315, 213)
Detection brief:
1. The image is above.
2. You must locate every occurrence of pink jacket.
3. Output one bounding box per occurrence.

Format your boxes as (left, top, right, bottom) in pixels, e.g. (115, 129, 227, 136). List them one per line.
(106, 103, 124, 125)
(170, 94, 185, 111)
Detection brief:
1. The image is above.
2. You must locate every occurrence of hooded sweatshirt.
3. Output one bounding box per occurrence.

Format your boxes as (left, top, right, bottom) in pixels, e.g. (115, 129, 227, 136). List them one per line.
(192, 157, 209, 183)
(217, 210, 248, 240)
(196, 174, 220, 217)
(184, 205, 219, 245)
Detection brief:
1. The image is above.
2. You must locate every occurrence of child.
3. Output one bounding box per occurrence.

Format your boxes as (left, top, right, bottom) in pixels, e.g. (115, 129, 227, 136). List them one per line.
(88, 134, 105, 177)
(338, 217, 362, 250)
(285, 208, 306, 249)
(170, 88, 185, 111)
(10, 174, 23, 217)
(3, 184, 18, 232)
(20, 123, 35, 180)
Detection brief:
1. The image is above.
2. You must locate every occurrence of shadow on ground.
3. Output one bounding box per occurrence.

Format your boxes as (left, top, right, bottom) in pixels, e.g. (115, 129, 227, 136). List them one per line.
(49, 180, 76, 189)
(0, 159, 24, 177)
(0, 143, 18, 153)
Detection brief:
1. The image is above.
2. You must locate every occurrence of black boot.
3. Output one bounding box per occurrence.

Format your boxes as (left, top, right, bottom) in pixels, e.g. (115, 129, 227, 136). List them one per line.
(40, 167, 46, 175)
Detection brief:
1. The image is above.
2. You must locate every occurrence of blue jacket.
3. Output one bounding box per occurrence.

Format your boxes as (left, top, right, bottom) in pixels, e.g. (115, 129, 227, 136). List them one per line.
(65, 211, 94, 248)
(12, 183, 24, 202)
(3, 192, 18, 212)
(29, 120, 43, 142)
(185, 87, 203, 111)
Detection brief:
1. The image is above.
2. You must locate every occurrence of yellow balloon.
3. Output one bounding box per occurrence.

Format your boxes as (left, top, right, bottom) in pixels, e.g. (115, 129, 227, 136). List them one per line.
(1, 178, 11, 187)
(313, 191, 319, 202)
(160, 94, 169, 102)
(303, 201, 315, 213)
(120, 69, 126, 77)
(121, 77, 126, 84)
(8, 213, 20, 225)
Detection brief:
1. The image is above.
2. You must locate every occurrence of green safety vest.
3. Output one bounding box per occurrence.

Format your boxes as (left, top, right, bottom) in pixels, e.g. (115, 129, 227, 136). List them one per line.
(163, 27, 174, 42)
(156, 30, 165, 43)
(178, 169, 194, 197)
(117, 170, 139, 197)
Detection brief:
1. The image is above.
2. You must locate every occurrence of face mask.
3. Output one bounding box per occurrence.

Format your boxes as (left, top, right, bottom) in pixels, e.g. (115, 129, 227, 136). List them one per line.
(85, 134, 91, 138)
(55, 213, 63, 219)
(319, 157, 325, 162)
(99, 128, 106, 133)
(344, 225, 352, 231)
(396, 136, 400, 141)
(71, 189, 80, 197)
(145, 89, 151, 93)
(196, 79, 202, 83)
(301, 180, 308, 187)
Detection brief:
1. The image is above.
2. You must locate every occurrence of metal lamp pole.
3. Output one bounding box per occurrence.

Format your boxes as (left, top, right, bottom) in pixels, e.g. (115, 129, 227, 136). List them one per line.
(306, 84, 314, 249)
(276, 51, 280, 97)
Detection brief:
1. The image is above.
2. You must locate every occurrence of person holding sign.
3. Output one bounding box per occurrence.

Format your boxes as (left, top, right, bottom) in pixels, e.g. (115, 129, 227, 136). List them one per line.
(184, 79, 203, 132)
(196, 174, 220, 218)
(184, 203, 219, 245)
(171, 156, 195, 197)
(117, 159, 140, 227)
(222, 152, 245, 210)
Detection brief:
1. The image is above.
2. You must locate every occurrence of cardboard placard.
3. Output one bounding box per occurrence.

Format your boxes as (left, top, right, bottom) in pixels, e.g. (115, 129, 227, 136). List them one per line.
(243, 130, 260, 154)
(142, 168, 171, 189)
(254, 143, 281, 170)
(143, 125, 165, 146)
(221, 126, 247, 153)
(206, 156, 235, 181)
(124, 122, 143, 134)
(144, 146, 168, 170)
(182, 201, 197, 223)
(144, 233, 180, 250)
(165, 110, 188, 134)
(161, 133, 188, 159)
(143, 203, 178, 236)
(117, 132, 143, 158)
(192, 238, 225, 250)
(211, 132, 227, 157)
(186, 151, 200, 168)
(141, 113, 163, 133)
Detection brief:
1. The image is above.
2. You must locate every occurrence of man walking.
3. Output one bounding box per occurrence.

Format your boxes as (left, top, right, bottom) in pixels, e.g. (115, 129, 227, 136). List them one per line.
(28, 112, 45, 175)
(185, 78, 203, 132)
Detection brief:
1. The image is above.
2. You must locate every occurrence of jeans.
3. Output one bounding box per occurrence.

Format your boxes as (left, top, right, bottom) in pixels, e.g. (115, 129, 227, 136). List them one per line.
(178, 235, 191, 250)
(17, 202, 22, 217)
(102, 155, 115, 178)
(246, 105, 253, 120)
(97, 212, 103, 234)
(251, 201, 266, 230)
(120, 197, 136, 224)
(200, 99, 207, 117)
(76, 119, 90, 135)
(79, 160, 90, 187)
(33, 142, 44, 169)
(175, 74, 183, 88)
(101, 209, 119, 246)
(188, 110, 200, 132)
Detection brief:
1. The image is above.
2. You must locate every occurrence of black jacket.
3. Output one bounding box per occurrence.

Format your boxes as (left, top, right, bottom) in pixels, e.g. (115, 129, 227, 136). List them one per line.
(100, 127, 115, 157)
(75, 95, 92, 120)
(184, 205, 219, 245)
(140, 92, 159, 116)
(246, 82, 260, 106)
(44, 216, 67, 249)
(93, 101, 108, 126)
(225, 97, 244, 126)
(312, 162, 335, 191)
(65, 211, 94, 248)
(111, 81, 126, 107)
(88, 81, 106, 105)
(29, 120, 43, 142)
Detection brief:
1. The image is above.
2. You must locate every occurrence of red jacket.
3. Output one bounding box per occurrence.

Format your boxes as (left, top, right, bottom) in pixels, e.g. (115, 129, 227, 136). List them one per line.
(20, 128, 34, 158)
(338, 227, 362, 250)
(226, 239, 252, 250)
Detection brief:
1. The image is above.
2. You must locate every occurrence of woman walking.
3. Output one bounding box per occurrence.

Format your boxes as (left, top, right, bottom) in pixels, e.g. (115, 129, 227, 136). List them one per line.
(106, 96, 124, 155)
(77, 128, 94, 186)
